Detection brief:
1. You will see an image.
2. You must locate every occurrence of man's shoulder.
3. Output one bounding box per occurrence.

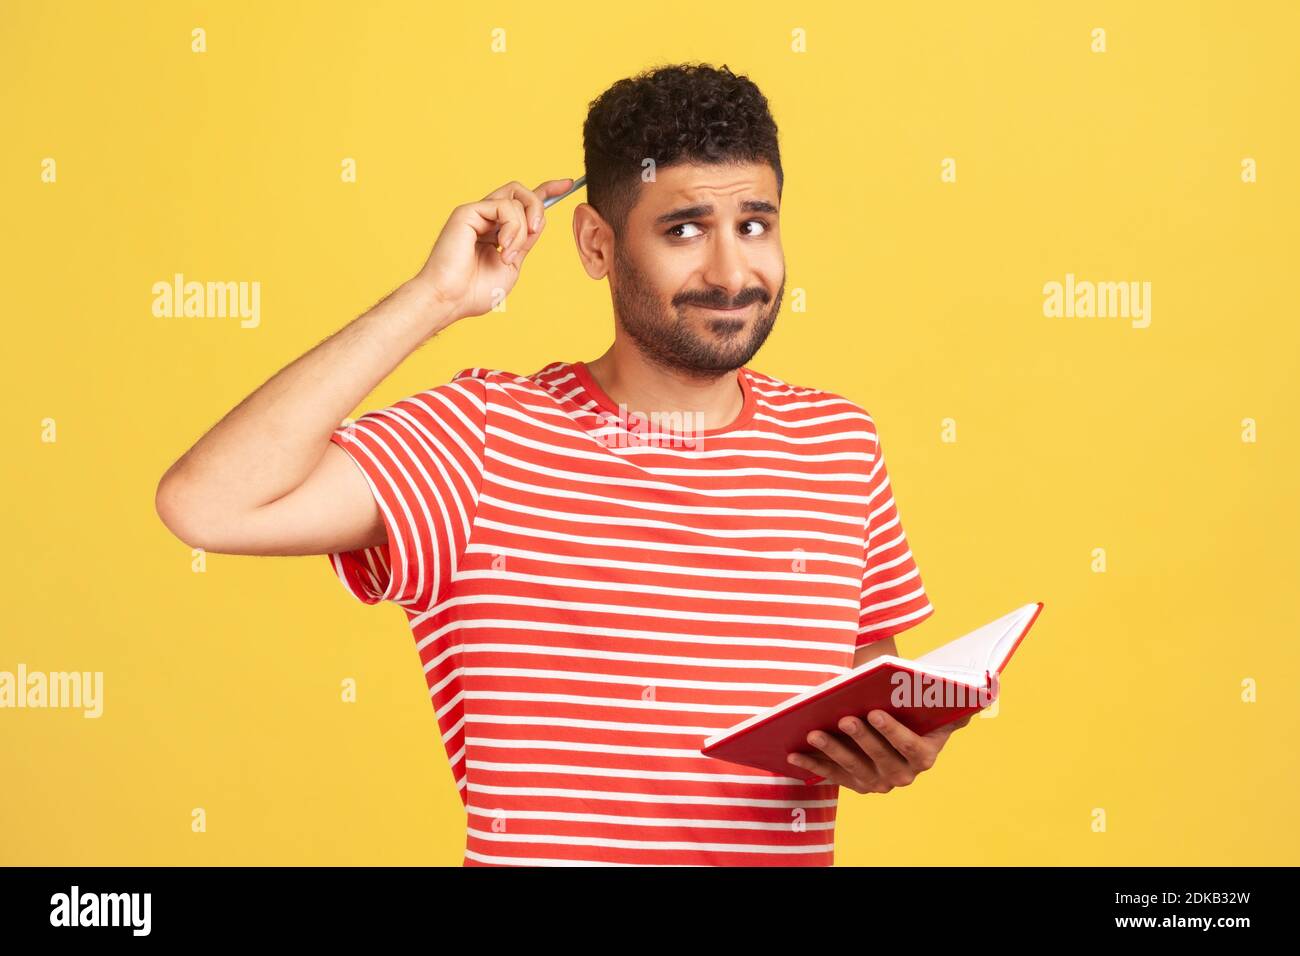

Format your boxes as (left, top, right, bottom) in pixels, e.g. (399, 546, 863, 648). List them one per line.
(450, 362, 569, 385)
(449, 366, 522, 385)
(447, 362, 575, 402)
(744, 366, 879, 436)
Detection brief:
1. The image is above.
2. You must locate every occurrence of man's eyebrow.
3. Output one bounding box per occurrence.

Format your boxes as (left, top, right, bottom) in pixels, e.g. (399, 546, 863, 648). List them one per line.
(653, 199, 779, 225)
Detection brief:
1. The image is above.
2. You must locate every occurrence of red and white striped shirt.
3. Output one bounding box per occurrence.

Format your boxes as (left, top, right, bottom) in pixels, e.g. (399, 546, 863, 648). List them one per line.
(326, 359, 934, 866)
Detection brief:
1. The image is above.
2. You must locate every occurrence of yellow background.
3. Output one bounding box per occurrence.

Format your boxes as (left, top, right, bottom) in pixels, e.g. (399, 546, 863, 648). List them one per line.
(2, 0, 1296, 865)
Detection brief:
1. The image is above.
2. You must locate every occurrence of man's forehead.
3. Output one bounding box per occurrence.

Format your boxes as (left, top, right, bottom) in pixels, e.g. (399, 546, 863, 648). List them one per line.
(637, 163, 779, 221)
(654, 162, 776, 199)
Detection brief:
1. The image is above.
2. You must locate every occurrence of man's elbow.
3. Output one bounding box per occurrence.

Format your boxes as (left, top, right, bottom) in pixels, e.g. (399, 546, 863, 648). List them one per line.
(154, 469, 213, 550)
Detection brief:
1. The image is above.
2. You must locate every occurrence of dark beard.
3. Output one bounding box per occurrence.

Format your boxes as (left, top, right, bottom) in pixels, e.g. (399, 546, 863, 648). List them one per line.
(609, 242, 783, 380)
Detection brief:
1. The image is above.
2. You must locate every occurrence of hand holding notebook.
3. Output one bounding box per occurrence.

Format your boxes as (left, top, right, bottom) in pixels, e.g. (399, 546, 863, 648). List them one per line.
(700, 602, 1044, 784)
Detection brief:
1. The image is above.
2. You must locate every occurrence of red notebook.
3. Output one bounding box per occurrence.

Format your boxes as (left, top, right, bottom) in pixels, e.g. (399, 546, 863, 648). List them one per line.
(700, 602, 1045, 783)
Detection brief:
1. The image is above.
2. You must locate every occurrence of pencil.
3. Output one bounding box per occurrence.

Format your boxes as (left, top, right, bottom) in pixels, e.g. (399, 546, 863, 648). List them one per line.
(542, 175, 587, 208)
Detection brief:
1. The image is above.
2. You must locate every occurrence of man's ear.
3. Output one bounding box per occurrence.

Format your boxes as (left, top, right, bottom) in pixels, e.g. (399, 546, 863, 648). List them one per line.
(572, 202, 613, 279)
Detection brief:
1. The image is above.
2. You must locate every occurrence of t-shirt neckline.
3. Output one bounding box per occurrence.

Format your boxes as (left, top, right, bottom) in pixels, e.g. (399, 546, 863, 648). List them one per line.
(570, 360, 757, 438)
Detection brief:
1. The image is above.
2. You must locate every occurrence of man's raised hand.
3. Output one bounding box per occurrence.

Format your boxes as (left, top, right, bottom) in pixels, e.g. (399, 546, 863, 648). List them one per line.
(413, 178, 575, 326)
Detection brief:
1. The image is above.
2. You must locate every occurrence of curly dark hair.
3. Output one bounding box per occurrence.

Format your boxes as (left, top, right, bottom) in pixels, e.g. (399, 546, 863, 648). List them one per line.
(582, 62, 783, 239)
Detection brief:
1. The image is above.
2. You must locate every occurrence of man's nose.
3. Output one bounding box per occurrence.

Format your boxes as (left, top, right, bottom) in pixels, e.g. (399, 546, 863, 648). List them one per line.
(701, 230, 750, 300)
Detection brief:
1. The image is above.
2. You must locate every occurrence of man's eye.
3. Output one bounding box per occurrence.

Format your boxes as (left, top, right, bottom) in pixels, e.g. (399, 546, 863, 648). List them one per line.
(669, 222, 704, 239)
(668, 220, 769, 239)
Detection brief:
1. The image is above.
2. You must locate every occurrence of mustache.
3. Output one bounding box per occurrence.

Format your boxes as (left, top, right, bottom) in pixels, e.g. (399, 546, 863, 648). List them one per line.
(675, 288, 769, 310)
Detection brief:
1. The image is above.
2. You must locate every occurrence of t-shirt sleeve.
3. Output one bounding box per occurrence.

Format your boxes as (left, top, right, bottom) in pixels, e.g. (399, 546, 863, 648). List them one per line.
(325, 374, 488, 612)
(856, 421, 935, 647)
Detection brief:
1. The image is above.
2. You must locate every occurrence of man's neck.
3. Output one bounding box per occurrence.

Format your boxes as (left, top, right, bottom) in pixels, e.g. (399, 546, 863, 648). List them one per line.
(584, 341, 745, 433)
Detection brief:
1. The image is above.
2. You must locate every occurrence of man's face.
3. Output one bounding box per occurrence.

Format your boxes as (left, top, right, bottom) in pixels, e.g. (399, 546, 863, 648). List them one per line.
(609, 161, 785, 376)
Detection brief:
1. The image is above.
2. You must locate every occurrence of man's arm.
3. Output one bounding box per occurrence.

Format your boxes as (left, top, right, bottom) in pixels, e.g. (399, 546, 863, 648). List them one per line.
(154, 178, 573, 557)
(154, 279, 456, 556)
(852, 634, 897, 670)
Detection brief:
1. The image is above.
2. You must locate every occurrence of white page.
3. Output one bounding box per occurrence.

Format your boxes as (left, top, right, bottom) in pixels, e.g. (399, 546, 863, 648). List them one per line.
(913, 603, 1037, 674)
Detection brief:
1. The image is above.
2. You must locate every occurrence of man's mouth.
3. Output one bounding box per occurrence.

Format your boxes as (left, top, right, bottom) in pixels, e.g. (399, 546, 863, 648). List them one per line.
(689, 302, 755, 315)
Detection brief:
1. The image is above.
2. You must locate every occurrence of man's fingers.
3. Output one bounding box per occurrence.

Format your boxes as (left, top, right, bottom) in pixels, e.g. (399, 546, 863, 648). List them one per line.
(534, 177, 575, 204)
(866, 711, 930, 769)
(484, 179, 562, 231)
(472, 178, 574, 264)
(787, 750, 842, 786)
(492, 199, 529, 265)
(509, 183, 545, 238)
(927, 714, 972, 741)
(465, 198, 523, 245)
(805, 729, 875, 781)
(838, 716, 910, 776)
(511, 178, 572, 252)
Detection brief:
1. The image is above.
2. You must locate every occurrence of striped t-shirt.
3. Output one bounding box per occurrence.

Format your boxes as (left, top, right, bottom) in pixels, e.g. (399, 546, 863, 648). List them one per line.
(326, 359, 934, 866)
